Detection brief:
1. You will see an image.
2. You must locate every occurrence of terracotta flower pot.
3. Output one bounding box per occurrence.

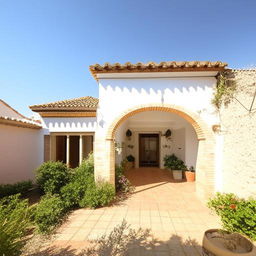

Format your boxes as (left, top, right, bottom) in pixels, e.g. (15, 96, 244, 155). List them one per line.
(185, 171, 195, 182)
(202, 229, 256, 256)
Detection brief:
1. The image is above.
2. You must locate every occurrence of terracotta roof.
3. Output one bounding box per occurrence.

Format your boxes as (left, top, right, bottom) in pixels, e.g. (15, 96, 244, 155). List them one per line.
(30, 96, 98, 112)
(0, 116, 41, 129)
(89, 61, 228, 79)
(0, 99, 28, 119)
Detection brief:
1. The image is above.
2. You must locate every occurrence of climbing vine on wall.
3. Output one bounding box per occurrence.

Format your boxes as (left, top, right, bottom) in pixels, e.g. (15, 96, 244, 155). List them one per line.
(212, 71, 237, 109)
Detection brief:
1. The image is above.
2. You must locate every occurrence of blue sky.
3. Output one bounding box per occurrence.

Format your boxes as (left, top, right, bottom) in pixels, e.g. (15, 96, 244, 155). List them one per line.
(0, 0, 255, 116)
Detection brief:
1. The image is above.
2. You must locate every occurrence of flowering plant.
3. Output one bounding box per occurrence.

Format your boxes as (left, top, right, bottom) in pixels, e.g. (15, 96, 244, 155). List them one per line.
(117, 175, 133, 193)
(208, 193, 256, 240)
(115, 165, 134, 193)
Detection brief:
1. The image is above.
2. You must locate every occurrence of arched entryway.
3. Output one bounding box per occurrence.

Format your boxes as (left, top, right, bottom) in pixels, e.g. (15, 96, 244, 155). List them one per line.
(94, 103, 216, 200)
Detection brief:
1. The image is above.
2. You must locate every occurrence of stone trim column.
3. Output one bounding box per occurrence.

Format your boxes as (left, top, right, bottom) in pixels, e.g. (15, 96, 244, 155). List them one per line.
(94, 136, 115, 187)
(79, 135, 83, 165)
(105, 138, 115, 186)
(66, 135, 70, 166)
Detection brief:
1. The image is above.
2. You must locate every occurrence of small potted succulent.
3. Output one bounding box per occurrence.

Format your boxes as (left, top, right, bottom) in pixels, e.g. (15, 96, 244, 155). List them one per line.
(185, 166, 195, 182)
(164, 154, 186, 180)
(125, 155, 135, 171)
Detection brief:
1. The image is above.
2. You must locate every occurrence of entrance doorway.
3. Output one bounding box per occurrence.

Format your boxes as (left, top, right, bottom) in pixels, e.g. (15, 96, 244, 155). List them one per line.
(139, 134, 159, 167)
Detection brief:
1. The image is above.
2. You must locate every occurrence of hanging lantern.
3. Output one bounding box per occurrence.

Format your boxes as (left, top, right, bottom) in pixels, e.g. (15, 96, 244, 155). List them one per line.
(126, 129, 132, 137)
(165, 129, 172, 138)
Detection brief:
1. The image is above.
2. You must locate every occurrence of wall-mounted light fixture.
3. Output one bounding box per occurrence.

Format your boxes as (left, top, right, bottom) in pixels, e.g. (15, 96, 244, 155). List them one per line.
(164, 129, 172, 139)
(126, 129, 132, 140)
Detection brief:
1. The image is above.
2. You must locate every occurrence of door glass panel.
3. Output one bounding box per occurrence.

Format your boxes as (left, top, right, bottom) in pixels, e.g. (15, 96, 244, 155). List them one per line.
(140, 134, 159, 167)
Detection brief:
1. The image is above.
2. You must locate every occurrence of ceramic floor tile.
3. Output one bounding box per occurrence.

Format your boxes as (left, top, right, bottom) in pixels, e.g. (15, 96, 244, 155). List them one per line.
(52, 168, 219, 256)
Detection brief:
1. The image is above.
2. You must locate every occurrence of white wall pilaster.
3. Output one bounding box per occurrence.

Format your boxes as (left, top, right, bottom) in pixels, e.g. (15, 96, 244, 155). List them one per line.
(79, 135, 83, 165)
(66, 135, 70, 166)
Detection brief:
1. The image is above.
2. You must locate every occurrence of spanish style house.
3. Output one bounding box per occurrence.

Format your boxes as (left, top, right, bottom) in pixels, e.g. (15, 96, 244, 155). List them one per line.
(1, 61, 253, 200)
(29, 61, 230, 200)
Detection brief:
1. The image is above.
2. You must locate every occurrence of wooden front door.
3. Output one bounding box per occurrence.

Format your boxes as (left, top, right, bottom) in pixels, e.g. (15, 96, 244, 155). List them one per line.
(139, 134, 159, 167)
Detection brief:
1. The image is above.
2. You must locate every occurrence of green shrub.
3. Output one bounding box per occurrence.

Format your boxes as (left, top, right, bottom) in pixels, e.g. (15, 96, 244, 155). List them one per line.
(34, 194, 66, 233)
(0, 180, 33, 198)
(208, 193, 256, 240)
(0, 195, 33, 256)
(116, 164, 124, 177)
(71, 154, 94, 182)
(163, 154, 186, 170)
(60, 154, 95, 209)
(61, 175, 95, 209)
(35, 161, 71, 194)
(34, 153, 114, 233)
(60, 182, 81, 209)
(79, 152, 94, 174)
(79, 182, 115, 209)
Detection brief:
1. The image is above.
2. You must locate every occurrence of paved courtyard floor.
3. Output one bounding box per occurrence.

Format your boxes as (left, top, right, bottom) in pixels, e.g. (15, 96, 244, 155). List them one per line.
(50, 168, 221, 255)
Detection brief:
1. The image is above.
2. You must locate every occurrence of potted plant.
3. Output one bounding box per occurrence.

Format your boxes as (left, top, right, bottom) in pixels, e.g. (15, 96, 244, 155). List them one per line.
(163, 154, 186, 180)
(125, 155, 135, 171)
(185, 166, 195, 182)
(203, 229, 255, 256)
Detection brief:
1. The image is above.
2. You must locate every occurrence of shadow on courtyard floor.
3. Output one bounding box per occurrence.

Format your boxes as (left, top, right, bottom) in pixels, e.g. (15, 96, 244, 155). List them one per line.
(24, 222, 202, 256)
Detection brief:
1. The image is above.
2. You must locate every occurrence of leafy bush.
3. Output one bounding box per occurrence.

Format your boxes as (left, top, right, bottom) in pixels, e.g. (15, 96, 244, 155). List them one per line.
(208, 193, 256, 240)
(79, 182, 115, 209)
(163, 154, 186, 170)
(34, 194, 66, 233)
(60, 182, 82, 209)
(61, 154, 95, 209)
(0, 195, 33, 256)
(0, 180, 33, 198)
(35, 161, 71, 194)
(70, 153, 94, 182)
(79, 152, 94, 173)
(62, 154, 115, 209)
(34, 154, 114, 233)
(61, 175, 95, 209)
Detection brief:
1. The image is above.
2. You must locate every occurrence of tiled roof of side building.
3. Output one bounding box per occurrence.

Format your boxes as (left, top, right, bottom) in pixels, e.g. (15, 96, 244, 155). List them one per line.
(30, 96, 99, 112)
(89, 61, 228, 79)
(0, 116, 41, 129)
(0, 99, 28, 119)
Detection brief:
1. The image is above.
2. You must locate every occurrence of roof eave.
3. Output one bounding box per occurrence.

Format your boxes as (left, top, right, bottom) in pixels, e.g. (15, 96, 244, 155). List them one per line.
(37, 111, 97, 118)
(89, 65, 228, 81)
(0, 117, 42, 129)
(30, 107, 97, 112)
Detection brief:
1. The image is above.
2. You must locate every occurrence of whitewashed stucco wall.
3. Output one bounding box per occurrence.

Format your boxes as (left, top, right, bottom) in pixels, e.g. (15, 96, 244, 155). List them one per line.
(220, 70, 256, 198)
(0, 124, 43, 183)
(94, 74, 221, 195)
(97, 75, 219, 138)
(41, 117, 97, 134)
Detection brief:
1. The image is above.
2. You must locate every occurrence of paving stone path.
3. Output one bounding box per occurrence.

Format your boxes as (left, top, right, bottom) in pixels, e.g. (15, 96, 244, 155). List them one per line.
(49, 168, 220, 255)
